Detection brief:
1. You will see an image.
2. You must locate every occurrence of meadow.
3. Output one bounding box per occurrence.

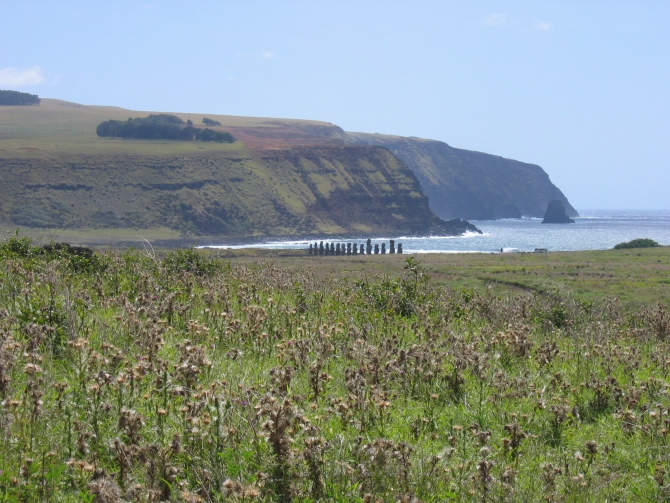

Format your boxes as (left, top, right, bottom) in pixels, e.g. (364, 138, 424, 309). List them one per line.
(1, 236, 670, 502)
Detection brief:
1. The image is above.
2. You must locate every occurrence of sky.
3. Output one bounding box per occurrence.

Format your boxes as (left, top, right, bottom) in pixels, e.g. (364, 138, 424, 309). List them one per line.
(1, 1, 668, 210)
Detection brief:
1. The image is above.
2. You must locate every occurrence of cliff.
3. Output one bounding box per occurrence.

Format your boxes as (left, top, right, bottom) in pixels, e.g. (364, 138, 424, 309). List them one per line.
(0, 97, 577, 241)
(0, 99, 472, 239)
(346, 133, 578, 221)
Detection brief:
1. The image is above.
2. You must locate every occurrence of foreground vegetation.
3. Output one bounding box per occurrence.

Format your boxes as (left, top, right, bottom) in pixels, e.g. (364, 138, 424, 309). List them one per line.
(1, 237, 670, 501)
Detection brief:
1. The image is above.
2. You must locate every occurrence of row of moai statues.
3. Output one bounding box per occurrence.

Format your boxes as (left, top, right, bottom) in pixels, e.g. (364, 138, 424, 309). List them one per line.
(308, 238, 403, 256)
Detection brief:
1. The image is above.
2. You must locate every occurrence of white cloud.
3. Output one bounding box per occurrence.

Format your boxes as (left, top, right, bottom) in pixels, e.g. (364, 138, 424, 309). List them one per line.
(0, 66, 45, 86)
(533, 22, 552, 32)
(485, 13, 508, 27)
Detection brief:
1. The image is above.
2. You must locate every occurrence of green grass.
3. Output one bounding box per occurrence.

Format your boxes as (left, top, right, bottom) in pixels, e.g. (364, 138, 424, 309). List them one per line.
(0, 99, 319, 158)
(214, 246, 670, 310)
(1, 237, 670, 501)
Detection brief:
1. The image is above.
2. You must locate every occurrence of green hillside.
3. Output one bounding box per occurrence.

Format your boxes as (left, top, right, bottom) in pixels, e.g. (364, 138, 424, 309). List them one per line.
(0, 100, 456, 241)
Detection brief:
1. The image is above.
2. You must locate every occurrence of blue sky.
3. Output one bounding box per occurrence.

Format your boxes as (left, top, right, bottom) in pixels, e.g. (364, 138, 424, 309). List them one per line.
(1, 1, 668, 209)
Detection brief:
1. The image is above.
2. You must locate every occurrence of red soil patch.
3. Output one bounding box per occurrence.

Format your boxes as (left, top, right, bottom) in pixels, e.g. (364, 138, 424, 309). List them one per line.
(219, 124, 345, 152)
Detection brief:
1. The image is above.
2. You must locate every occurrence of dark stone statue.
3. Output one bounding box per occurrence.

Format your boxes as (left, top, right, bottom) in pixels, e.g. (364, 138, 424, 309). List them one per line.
(309, 243, 313, 255)
(319, 241, 324, 256)
(374, 244, 379, 254)
(366, 238, 372, 255)
(359, 243, 364, 254)
(352, 243, 357, 255)
(347, 243, 352, 255)
(330, 243, 335, 255)
(336, 243, 340, 256)
(390, 240, 395, 254)
(397, 243, 403, 254)
(381, 243, 386, 254)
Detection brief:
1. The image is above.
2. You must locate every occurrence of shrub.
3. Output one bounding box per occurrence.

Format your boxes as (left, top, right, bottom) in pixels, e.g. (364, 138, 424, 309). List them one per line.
(162, 248, 219, 276)
(614, 238, 660, 249)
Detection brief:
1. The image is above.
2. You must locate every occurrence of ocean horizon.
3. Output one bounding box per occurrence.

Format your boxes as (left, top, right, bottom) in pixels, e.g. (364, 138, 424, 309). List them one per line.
(200, 209, 670, 254)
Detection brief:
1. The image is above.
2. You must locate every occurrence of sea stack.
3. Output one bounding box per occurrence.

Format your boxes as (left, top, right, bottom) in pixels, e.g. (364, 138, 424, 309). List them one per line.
(542, 200, 575, 224)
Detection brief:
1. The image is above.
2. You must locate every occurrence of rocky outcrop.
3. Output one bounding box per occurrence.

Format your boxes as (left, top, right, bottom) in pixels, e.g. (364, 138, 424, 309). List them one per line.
(542, 200, 575, 224)
(346, 133, 578, 221)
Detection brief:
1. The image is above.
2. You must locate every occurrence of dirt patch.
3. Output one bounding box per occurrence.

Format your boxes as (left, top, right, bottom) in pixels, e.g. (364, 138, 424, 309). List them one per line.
(17, 147, 40, 151)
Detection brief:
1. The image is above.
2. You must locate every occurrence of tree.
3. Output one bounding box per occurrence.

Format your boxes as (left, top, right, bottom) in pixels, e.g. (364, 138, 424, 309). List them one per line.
(0, 89, 41, 106)
(202, 117, 222, 126)
(96, 115, 234, 143)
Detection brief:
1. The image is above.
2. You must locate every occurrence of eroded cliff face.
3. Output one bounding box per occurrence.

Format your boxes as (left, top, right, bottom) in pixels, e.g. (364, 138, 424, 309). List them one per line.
(0, 145, 460, 237)
(0, 99, 479, 238)
(0, 98, 576, 239)
(346, 133, 578, 220)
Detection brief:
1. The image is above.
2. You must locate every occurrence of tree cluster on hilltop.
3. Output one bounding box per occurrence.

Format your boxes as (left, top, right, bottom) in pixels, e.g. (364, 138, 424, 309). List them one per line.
(96, 114, 234, 142)
(0, 89, 41, 105)
(202, 117, 222, 126)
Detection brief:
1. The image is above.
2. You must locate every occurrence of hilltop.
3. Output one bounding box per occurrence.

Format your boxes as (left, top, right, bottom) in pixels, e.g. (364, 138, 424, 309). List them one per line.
(0, 99, 471, 241)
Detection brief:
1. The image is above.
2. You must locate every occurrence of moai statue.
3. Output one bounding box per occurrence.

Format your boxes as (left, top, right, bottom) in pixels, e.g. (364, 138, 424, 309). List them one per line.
(326, 243, 331, 256)
(352, 243, 358, 255)
(330, 243, 335, 255)
(374, 244, 379, 254)
(319, 241, 324, 256)
(309, 243, 313, 255)
(366, 238, 372, 255)
(381, 243, 386, 254)
(397, 243, 403, 254)
(390, 240, 395, 254)
(336, 243, 341, 256)
(360, 243, 365, 254)
(347, 243, 352, 255)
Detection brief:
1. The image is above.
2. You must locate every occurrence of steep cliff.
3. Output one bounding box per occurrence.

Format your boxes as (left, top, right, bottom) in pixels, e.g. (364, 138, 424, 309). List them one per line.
(0, 100, 472, 238)
(346, 133, 578, 220)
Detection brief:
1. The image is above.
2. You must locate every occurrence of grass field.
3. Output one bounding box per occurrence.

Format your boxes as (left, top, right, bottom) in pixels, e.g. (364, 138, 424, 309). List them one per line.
(1, 236, 670, 502)
(210, 245, 670, 309)
(0, 99, 322, 158)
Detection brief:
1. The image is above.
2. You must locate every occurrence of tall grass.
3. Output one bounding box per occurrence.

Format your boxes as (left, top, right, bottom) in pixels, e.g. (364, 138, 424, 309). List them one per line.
(1, 236, 669, 501)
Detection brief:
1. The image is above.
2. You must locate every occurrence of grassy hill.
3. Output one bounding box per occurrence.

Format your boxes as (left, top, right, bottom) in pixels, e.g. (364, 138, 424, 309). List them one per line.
(0, 100, 454, 242)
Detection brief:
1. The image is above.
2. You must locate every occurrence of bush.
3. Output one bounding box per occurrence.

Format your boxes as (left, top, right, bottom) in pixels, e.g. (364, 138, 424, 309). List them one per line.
(162, 248, 219, 276)
(196, 128, 234, 143)
(613, 238, 660, 250)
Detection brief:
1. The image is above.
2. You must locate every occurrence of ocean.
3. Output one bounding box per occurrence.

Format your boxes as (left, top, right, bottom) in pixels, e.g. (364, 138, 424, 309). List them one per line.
(201, 210, 670, 254)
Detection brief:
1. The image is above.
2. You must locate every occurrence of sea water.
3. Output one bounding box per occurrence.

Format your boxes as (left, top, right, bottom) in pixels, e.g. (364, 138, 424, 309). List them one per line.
(201, 210, 670, 254)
